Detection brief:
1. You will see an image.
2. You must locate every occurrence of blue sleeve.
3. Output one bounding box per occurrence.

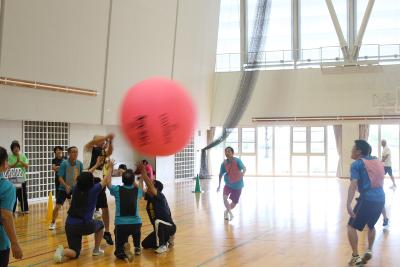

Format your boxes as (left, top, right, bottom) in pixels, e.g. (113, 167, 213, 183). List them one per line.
(219, 162, 226, 176)
(109, 185, 118, 196)
(0, 181, 16, 212)
(138, 188, 143, 198)
(350, 160, 361, 181)
(58, 161, 66, 179)
(236, 158, 245, 171)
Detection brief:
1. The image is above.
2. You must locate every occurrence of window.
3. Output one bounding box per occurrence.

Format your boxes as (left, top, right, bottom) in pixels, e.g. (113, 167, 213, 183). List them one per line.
(301, 0, 347, 61)
(216, 0, 241, 71)
(247, 0, 292, 62)
(291, 126, 327, 176)
(257, 127, 273, 175)
(24, 121, 69, 200)
(216, 0, 400, 71)
(357, 0, 400, 59)
(368, 124, 399, 176)
(175, 137, 195, 179)
(210, 125, 338, 177)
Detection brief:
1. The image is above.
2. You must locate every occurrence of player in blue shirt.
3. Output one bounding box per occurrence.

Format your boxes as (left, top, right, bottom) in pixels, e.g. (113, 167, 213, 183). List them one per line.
(108, 169, 143, 261)
(0, 146, 23, 267)
(347, 140, 385, 266)
(53, 161, 113, 263)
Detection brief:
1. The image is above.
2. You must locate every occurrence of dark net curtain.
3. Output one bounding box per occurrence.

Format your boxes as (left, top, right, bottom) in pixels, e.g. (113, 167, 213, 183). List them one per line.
(199, 0, 271, 178)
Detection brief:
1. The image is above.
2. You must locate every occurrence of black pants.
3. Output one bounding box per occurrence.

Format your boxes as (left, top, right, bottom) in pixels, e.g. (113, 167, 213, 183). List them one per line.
(66, 221, 104, 258)
(0, 248, 10, 267)
(142, 220, 176, 249)
(13, 182, 28, 213)
(114, 224, 141, 259)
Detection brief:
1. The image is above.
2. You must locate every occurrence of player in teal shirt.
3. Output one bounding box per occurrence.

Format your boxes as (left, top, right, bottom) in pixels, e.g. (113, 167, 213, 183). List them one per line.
(0, 146, 23, 266)
(108, 169, 143, 262)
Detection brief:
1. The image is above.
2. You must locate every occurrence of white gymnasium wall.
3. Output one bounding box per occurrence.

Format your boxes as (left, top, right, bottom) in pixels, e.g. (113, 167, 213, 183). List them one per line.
(0, 120, 22, 152)
(102, 0, 178, 125)
(156, 155, 175, 185)
(0, 0, 218, 131)
(212, 65, 400, 125)
(0, 0, 109, 123)
(172, 0, 220, 130)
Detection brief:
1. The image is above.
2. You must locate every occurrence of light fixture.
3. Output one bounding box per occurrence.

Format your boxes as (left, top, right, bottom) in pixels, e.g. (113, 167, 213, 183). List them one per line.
(0, 77, 98, 96)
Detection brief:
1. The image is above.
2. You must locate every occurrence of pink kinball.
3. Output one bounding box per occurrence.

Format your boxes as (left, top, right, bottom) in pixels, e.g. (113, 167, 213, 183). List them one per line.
(120, 78, 197, 156)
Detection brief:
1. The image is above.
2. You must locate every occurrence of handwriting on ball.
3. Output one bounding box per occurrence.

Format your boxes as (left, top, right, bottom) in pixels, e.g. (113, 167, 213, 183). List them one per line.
(159, 113, 178, 144)
(129, 115, 150, 147)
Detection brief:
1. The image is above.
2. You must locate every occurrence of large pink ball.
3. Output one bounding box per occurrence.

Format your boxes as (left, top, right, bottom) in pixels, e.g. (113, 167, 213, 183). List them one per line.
(120, 78, 196, 156)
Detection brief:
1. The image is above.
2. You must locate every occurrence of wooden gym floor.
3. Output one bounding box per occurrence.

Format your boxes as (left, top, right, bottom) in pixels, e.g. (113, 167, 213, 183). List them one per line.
(8, 177, 400, 267)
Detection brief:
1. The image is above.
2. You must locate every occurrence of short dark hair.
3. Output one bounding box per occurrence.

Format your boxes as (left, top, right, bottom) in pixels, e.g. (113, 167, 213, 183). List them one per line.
(53, 146, 63, 153)
(76, 172, 94, 191)
(154, 180, 164, 192)
(67, 146, 77, 153)
(118, 164, 127, 171)
(142, 160, 149, 165)
(10, 141, 20, 151)
(354, 139, 371, 156)
(225, 146, 234, 154)
(122, 169, 135, 186)
(0, 146, 8, 166)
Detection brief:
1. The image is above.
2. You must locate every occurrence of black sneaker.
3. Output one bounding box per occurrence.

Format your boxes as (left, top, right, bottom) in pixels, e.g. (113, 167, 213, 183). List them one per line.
(134, 247, 141, 255)
(383, 218, 389, 227)
(103, 231, 114, 245)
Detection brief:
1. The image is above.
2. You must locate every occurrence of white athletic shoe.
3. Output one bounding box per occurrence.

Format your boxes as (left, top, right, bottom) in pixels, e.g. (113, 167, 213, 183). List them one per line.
(228, 211, 234, 221)
(49, 223, 56, 230)
(155, 245, 168, 254)
(53, 245, 64, 263)
(362, 250, 372, 264)
(92, 249, 105, 256)
(348, 255, 362, 266)
(224, 210, 229, 220)
(123, 242, 135, 262)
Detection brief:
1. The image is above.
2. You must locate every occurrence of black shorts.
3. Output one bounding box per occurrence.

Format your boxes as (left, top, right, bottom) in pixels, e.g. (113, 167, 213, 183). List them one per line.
(65, 221, 104, 258)
(384, 167, 393, 176)
(348, 199, 385, 231)
(56, 190, 72, 206)
(94, 177, 108, 209)
(0, 248, 10, 267)
(55, 177, 60, 192)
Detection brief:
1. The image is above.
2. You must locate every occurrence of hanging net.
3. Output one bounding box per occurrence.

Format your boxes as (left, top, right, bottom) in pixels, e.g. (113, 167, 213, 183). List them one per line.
(199, 0, 271, 178)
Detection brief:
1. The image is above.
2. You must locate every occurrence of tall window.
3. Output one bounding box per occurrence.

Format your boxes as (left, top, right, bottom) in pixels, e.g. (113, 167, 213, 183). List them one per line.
(291, 126, 326, 176)
(247, 0, 292, 62)
(357, 0, 400, 59)
(216, 0, 241, 71)
(209, 125, 338, 177)
(301, 0, 347, 61)
(368, 124, 399, 176)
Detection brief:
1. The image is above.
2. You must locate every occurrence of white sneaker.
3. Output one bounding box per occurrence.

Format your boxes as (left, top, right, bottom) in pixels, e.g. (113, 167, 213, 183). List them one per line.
(155, 245, 168, 254)
(53, 245, 64, 263)
(228, 211, 234, 221)
(92, 249, 104, 256)
(123, 242, 135, 262)
(224, 210, 229, 220)
(49, 223, 56, 230)
(362, 250, 372, 264)
(348, 255, 362, 266)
